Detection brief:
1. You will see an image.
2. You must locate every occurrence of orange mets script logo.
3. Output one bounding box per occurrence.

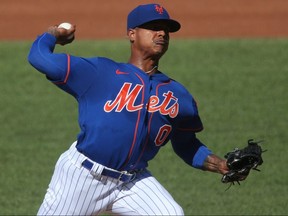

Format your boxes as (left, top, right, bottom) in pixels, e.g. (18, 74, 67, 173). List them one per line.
(155, 5, 164, 15)
(104, 83, 179, 118)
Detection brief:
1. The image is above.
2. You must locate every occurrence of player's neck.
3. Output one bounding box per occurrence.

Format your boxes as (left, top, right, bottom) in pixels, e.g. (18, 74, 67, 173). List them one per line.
(145, 65, 158, 75)
(128, 57, 159, 75)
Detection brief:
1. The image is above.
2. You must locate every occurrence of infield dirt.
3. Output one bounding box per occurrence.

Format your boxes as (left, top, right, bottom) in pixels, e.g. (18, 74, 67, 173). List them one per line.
(1, 0, 288, 40)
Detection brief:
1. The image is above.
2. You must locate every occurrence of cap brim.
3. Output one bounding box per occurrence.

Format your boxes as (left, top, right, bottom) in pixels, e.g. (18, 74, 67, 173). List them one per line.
(139, 19, 181, 33)
(166, 19, 181, 32)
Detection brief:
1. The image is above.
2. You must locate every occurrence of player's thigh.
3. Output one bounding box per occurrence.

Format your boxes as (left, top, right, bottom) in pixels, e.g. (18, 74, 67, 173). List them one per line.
(37, 150, 92, 215)
(38, 145, 118, 216)
(109, 170, 184, 215)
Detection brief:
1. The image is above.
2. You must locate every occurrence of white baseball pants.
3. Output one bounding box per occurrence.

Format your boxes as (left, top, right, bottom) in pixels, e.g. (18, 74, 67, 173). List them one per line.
(37, 142, 184, 215)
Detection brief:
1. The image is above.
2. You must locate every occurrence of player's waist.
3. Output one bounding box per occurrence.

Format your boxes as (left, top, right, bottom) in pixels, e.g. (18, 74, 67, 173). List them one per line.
(66, 141, 143, 183)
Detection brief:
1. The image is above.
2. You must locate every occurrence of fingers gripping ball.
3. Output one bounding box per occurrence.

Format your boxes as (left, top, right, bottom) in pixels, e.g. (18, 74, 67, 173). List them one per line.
(58, 22, 72, 30)
(58, 22, 74, 39)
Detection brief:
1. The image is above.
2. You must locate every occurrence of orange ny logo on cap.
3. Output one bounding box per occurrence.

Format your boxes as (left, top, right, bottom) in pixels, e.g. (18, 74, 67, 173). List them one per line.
(155, 5, 164, 14)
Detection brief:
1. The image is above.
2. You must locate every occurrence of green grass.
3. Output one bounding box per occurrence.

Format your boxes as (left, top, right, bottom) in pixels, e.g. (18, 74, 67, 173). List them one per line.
(0, 39, 287, 215)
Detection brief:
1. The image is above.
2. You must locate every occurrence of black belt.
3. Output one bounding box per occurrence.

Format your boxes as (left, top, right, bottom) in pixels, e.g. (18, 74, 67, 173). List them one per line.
(82, 159, 136, 183)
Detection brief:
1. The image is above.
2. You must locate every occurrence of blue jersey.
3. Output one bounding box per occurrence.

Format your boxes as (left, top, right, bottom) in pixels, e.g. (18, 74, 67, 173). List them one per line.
(28, 33, 212, 171)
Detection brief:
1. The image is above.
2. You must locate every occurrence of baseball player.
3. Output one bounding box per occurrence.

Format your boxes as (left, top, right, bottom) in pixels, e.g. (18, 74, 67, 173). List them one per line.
(28, 3, 229, 215)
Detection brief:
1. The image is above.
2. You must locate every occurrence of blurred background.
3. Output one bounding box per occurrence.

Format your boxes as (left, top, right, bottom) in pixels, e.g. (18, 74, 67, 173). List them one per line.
(1, 0, 288, 40)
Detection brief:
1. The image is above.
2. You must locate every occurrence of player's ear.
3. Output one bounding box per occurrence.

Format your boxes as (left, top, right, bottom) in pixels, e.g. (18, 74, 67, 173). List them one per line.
(127, 28, 135, 43)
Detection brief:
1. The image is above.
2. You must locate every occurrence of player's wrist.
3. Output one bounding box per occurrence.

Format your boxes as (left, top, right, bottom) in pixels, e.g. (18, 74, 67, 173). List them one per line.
(203, 154, 228, 174)
(47, 26, 60, 38)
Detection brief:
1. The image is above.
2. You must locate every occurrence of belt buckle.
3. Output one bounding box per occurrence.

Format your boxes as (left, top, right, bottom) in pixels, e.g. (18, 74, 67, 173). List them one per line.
(118, 171, 131, 182)
(117, 172, 125, 181)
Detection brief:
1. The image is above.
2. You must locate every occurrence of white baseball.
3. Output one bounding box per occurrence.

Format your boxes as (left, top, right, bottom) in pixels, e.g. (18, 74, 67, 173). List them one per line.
(58, 22, 72, 30)
(58, 22, 74, 39)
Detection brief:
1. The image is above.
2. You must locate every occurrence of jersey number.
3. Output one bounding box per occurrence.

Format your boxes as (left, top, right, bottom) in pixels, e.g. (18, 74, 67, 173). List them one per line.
(155, 124, 172, 146)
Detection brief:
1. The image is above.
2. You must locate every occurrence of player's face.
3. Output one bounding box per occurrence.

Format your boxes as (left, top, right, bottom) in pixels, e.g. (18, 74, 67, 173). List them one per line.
(129, 21, 170, 58)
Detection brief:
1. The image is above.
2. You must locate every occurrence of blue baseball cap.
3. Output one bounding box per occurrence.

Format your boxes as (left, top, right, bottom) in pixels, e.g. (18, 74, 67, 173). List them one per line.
(127, 4, 181, 33)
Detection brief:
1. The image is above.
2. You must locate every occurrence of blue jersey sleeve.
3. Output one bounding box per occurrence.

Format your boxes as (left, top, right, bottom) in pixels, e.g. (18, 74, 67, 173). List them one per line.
(28, 33, 101, 97)
(171, 132, 212, 169)
(28, 33, 69, 81)
(170, 90, 212, 169)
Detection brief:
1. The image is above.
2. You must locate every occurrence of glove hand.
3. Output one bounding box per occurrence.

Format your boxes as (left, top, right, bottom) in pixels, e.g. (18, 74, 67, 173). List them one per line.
(221, 139, 265, 185)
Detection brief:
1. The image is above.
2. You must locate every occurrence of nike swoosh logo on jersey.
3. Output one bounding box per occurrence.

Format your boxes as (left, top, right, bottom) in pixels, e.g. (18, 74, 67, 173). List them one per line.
(116, 69, 129, 75)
